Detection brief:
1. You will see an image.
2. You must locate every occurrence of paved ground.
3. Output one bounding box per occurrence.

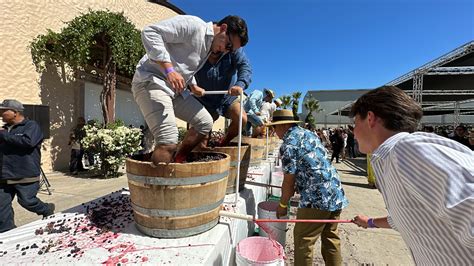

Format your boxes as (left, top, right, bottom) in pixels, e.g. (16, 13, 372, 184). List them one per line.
(11, 158, 413, 264)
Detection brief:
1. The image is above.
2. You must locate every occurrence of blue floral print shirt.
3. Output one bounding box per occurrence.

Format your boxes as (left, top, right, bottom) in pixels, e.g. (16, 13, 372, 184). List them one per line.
(280, 125, 349, 211)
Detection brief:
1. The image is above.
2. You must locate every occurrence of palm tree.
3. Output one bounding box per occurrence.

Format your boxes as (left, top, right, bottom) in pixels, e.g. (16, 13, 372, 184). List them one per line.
(292, 91, 302, 120)
(304, 97, 323, 129)
(280, 95, 292, 109)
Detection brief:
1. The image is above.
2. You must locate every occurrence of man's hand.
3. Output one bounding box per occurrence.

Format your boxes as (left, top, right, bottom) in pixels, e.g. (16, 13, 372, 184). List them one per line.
(166, 71, 186, 93)
(276, 205, 287, 219)
(228, 86, 243, 96)
(352, 215, 369, 228)
(190, 85, 205, 97)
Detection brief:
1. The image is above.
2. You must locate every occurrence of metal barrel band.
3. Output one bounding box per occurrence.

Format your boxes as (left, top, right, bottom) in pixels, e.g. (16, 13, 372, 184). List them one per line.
(135, 218, 219, 238)
(131, 199, 224, 217)
(127, 170, 229, 186)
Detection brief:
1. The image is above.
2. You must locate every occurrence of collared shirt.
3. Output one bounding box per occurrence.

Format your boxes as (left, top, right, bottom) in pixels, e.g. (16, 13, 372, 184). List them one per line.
(244, 90, 263, 114)
(280, 126, 349, 211)
(371, 132, 474, 265)
(195, 48, 252, 111)
(132, 15, 214, 98)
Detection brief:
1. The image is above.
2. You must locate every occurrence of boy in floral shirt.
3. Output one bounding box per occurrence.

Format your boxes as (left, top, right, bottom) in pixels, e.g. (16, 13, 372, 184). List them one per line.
(268, 109, 348, 266)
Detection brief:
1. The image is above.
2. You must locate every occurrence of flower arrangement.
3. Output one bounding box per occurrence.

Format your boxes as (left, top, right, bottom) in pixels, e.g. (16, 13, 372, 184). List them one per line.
(81, 120, 142, 177)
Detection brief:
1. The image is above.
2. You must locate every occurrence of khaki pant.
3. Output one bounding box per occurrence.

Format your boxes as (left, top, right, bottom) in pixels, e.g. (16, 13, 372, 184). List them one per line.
(132, 82, 213, 145)
(293, 208, 342, 266)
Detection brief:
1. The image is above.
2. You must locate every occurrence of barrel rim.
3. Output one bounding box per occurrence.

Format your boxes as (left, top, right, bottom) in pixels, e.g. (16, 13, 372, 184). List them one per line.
(126, 151, 230, 166)
(126, 151, 231, 177)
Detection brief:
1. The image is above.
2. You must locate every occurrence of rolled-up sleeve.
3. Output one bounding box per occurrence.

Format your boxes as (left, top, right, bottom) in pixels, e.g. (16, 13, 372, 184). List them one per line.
(141, 16, 199, 63)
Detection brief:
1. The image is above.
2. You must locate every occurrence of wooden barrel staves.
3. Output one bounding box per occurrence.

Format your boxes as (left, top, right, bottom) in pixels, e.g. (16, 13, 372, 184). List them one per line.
(214, 143, 251, 194)
(239, 137, 266, 166)
(126, 152, 230, 238)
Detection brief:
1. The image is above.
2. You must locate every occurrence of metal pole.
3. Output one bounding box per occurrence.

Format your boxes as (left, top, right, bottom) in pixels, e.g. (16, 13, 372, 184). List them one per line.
(235, 91, 243, 205)
(265, 125, 269, 160)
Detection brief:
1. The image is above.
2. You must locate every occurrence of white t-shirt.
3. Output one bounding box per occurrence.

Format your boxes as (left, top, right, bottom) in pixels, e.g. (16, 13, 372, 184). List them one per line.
(260, 102, 276, 122)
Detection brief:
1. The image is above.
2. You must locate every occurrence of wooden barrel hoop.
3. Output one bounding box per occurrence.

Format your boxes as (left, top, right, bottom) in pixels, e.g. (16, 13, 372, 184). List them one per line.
(126, 151, 230, 238)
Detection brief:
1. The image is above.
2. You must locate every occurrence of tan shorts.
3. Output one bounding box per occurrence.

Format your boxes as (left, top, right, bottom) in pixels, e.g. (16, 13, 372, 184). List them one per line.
(132, 82, 213, 145)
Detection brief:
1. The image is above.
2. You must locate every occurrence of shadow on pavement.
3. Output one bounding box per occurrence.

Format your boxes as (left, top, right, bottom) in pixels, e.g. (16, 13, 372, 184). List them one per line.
(341, 181, 377, 190)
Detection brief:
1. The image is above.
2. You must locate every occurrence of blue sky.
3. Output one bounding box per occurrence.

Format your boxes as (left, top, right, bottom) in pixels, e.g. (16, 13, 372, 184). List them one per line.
(170, 0, 474, 99)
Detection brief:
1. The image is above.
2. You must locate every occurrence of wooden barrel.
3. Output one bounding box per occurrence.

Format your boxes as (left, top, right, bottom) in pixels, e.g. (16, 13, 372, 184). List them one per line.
(214, 144, 251, 194)
(233, 137, 266, 166)
(126, 152, 230, 238)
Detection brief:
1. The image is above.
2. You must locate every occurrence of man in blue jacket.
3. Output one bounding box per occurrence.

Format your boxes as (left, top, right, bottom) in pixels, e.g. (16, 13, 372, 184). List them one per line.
(194, 47, 252, 146)
(0, 99, 55, 233)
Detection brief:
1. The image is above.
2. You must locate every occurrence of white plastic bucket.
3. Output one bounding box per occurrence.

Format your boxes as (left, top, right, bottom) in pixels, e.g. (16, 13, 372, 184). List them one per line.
(257, 201, 287, 246)
(270, 171, 284, 197)
(236, 236, 285, 266)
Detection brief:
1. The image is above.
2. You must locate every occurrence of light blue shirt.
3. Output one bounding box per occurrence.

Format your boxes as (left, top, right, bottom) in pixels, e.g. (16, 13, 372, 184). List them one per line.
(132, 15, 214, 98)
(371, 132, 474, 265)
(244, 90, 263, 115)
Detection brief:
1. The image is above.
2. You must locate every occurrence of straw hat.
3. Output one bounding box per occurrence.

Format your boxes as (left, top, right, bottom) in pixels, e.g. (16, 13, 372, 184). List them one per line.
(266, 109, 301, 126)
(263, 88, 275, 99)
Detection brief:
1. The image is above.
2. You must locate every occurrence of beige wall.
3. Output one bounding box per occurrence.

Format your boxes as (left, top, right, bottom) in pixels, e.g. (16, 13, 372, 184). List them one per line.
(0, 0, 179, 172)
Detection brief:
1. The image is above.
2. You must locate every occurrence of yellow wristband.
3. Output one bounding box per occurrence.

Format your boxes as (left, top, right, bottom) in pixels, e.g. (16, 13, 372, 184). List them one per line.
(279, 202, 287, 208)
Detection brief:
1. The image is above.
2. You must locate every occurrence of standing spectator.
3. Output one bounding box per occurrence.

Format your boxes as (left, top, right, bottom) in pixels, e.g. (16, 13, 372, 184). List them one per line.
(194, 45, 251, 147)
(366, 153, 376, 189)
(69, 117, 86, 175)
(351, 86, 473, 265)
(244, 88, 274, 137)
(450, 124, 473, 150)
(0, 99, 55, 233)
(346, 125, 355, 158)
(341, 128, 348, 160)
(269, 110, 349, 265)
(329, 128, 344, 163)
(132, 15, 249, 163)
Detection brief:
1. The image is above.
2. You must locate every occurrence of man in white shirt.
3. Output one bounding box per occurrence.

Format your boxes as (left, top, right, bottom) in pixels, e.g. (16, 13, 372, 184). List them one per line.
(132, 15, 248, 163)
(351, 86, 473, 265)
(260, 98, 282, 123)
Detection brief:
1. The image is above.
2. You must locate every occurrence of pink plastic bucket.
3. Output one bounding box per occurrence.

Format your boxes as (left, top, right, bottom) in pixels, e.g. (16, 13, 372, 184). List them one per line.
(236, 237, 285, 266)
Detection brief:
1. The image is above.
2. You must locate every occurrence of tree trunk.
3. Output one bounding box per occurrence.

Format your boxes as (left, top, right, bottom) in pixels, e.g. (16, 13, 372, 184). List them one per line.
(100, 53, 116, 124)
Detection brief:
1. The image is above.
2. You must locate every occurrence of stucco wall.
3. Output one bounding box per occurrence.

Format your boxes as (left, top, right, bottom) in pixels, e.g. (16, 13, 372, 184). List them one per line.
(0, 0, 179, 172)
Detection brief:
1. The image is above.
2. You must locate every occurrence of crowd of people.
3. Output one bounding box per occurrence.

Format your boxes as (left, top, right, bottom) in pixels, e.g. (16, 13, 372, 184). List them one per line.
(0, 13, 472, 266)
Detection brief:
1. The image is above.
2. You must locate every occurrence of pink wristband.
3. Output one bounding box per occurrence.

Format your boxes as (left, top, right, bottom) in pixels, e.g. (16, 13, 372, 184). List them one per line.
(165, 67, 175, 75)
